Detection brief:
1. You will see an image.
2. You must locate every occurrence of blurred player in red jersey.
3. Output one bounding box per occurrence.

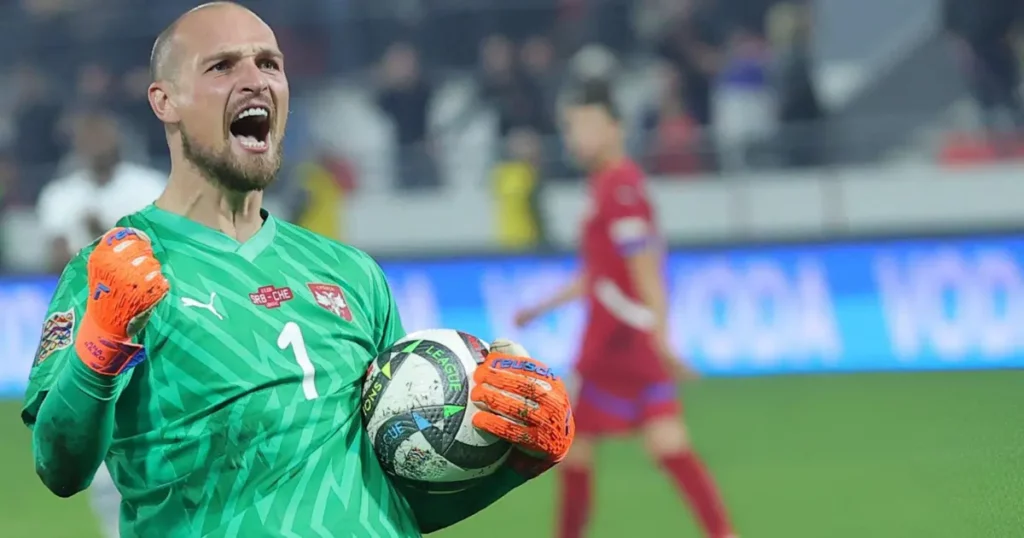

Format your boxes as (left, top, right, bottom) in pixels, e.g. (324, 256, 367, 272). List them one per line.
(514, 81, 736, 538)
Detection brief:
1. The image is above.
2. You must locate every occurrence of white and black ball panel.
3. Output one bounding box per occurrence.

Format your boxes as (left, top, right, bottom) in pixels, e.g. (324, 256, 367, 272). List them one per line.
(361, 329, 512, 491)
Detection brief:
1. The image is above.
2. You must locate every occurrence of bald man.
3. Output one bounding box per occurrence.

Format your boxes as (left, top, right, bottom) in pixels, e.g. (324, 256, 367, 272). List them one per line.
(22, 3, 574, 537)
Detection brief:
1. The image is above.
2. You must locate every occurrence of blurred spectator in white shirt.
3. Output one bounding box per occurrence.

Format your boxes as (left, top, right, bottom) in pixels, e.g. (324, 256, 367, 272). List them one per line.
(36, 108, 165, 272)
(713, 27, 775, 171)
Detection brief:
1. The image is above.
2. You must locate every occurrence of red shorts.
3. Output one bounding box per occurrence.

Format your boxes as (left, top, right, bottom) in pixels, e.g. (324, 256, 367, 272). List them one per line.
(572, 376, 681, 435)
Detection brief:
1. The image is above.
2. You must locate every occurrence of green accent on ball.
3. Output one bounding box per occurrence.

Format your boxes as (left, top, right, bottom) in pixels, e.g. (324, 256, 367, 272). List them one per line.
(368, 333, 512, 487)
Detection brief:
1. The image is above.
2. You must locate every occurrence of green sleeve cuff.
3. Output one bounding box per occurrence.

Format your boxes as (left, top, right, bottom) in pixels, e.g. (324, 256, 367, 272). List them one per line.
(32, 356, 124, 496)
(60, 357, 123, 402)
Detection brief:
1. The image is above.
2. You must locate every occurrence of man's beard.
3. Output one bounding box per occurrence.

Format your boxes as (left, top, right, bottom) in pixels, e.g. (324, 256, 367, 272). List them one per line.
(180, 126, 282, 192)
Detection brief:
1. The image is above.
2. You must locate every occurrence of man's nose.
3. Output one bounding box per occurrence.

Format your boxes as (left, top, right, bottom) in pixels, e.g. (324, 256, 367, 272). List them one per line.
(238, 61, 269, 93)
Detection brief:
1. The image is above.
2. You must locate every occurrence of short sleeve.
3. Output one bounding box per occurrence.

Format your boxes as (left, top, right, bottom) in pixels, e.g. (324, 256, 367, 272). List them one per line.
(603, 181, 656, 256)
(111, 167, 165, 220)
(36, 179, 75, 244)
(21, 250, 91, 426)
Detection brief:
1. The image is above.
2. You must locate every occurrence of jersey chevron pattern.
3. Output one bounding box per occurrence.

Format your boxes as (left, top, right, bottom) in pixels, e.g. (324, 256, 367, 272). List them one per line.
(22, 205, 418, 538)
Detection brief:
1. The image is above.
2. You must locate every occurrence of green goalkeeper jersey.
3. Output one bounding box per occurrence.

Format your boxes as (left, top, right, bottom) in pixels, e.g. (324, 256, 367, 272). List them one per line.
(22, 205, 422, 537)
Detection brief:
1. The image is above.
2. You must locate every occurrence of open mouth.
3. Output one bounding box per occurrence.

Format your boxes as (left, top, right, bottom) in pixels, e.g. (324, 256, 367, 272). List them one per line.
(229, 106, 271, 151)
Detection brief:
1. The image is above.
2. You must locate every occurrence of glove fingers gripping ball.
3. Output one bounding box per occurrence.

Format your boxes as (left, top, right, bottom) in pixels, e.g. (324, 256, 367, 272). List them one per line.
(470, 339, 575, 478)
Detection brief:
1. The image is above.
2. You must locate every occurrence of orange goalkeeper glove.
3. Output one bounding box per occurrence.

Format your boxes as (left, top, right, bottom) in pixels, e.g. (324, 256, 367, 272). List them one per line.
(75, 227, 170, 376)
(471, 339, 575, 479)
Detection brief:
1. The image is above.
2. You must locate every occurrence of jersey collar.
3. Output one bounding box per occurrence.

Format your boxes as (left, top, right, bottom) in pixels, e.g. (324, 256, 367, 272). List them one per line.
(141, 204, 277, 262)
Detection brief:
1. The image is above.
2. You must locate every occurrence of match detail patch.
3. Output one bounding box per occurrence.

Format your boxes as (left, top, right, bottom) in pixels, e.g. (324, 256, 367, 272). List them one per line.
(250, 285, 294, 309)
(36, 309, 75, 364)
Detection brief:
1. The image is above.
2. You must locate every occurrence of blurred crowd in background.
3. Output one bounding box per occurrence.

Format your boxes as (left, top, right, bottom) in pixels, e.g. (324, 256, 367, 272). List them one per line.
(0, 0, 1021, 273)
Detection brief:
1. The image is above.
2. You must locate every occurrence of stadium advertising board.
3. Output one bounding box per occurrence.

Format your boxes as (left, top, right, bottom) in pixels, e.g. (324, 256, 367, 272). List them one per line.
(1, 234, 1022, 397)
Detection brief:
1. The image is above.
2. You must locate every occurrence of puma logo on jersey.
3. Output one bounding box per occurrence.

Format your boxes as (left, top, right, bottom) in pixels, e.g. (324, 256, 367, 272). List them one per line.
(181, 292, 223, 320)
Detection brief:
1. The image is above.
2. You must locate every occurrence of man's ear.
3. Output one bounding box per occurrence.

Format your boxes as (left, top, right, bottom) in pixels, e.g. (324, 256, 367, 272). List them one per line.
(148, 82, 180, 124)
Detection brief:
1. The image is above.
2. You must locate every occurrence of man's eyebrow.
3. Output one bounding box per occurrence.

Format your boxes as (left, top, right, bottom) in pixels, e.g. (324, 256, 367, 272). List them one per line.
(199, 47, 283, 66)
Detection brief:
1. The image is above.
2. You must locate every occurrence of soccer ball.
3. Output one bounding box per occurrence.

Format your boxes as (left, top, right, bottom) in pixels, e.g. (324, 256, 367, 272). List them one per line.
(361, 329, 512, 492)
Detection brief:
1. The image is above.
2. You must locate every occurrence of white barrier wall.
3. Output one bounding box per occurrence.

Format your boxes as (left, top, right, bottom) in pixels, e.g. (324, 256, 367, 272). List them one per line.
(344, 163, 1024, 252)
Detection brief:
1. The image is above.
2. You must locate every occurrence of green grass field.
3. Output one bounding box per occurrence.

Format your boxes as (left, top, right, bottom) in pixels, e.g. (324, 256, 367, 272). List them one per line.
(3, 371, 1022, 538)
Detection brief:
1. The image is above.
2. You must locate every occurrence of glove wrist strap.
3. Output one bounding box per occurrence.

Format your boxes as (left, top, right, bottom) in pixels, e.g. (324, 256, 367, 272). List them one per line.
(75, 313, 145, 376)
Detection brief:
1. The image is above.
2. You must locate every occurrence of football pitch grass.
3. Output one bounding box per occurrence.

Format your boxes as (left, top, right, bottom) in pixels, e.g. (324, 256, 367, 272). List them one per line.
(2, 370, 1021, 538)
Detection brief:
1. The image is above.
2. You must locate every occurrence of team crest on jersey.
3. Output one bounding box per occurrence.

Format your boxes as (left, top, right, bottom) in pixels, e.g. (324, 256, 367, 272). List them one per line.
(249, 285, 294, 309)
(307, 283, 353, 321)
(35, 309, 75, 364)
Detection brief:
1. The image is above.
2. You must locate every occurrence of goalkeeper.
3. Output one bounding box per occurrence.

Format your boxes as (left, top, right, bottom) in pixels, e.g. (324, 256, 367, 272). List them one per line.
(22, 2, 574, 537)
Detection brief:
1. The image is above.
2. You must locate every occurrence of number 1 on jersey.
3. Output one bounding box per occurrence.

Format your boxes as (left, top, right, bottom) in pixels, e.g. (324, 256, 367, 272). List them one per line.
(278, 321, 320, 400)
